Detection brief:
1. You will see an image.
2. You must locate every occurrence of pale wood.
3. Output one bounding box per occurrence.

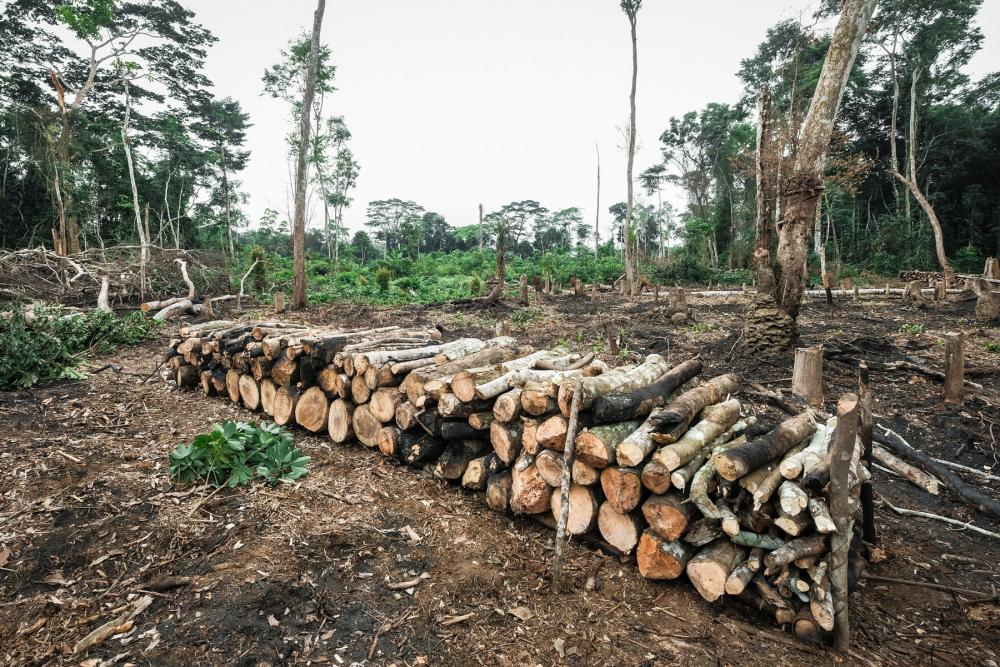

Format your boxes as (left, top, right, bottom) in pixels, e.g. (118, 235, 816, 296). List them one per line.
(791, 347, 824, 408)
(572, 459, 599, 486)
(377, 425, 401, 457)
(486, 470, 513, 511)
(351, 403, 381, 447)
(553, 382, 583, 592)
(519, 381, 558, 416)
(829, 393, 858, 651)
(490, 420, 523, 463)
(640, 460, 672, 494)
(598, 502, 644, 554)
(641, 493, 695, 541)
(237, 374, 260, 410)
(260, 378, 277, 415)
(510, 455, 551, 514)
(550, 484, 599, 535)
(493, 387, 523, 422)
(521, 417, 541, 455)
(652, 398, 741, 470)
(294, 386, 329, 433)
(394, 401, 420, 430)
(370, 387, 404, 423)
(575, 420, 640, 468)
(462, 456, 489, 491)
(558, 354, 671, 415)
(272, 385, 300, 426)
(226, 369, 241, 402)
(647, 373, 740, 444)
(534, 448, 564, 487)
(600, 466, 643, 513)
(686, 540, 746, 602)
(872, 445, 940, 495)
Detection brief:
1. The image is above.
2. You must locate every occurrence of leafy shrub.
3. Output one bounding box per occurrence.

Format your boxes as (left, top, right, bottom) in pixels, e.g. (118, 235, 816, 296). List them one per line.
(984, 341, 999, 354)
(375, 267, 391, 292)
(169, 420, 310, 488)
(900, 323, 924, 335)
(469, 275, 481, 295)
(0, 306, 158, 389)
(953, 245, 984, 274)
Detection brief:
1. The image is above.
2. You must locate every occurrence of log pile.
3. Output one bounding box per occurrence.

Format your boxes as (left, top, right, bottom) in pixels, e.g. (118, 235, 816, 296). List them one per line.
(163, 320, 867, 644)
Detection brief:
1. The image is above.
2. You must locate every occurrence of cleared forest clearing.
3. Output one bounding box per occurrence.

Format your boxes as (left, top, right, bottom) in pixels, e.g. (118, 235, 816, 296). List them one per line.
(2, 291, 997, 665)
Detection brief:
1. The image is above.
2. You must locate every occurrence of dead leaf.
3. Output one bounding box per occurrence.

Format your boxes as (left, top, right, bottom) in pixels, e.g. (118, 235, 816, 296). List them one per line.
(509, 606, 535, 622)
(0, 547, 10, 568)
(267, 615, 280, 628)
(554, 637, 566, 657)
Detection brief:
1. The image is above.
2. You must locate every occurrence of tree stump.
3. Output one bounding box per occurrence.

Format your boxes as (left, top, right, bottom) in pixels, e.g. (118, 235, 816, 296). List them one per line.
(942, 332, 964, 405)
(791, 347, 823, 408)
(273, 292, 286, 313)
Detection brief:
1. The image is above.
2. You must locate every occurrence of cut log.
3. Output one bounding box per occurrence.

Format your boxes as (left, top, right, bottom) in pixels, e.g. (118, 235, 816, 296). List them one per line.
(641, 493, 695, 541)
(328, 398, 355, 443)
(716, 412, 817, 481)
(369, 387, 404, 423)
(671, 417, 756, 491)
(153, 298, 193, 321)
(550, 484, 599, 535)
(752, 442, 808, 509)
(260, 378, 277, 415)
(535, 448, 564, 487)
(351, 373, 372, 405)
(600, 466, 644, 513)
(613, 415, 659, 468)
(238, 374, 262, 410)
(683, 518, 724, 547)
(652, 398, 742, 470)
(226, 369, 241, 402)
(636, 530, 692, 579)
(493, 388, 523, 422)
(774, 505, 811, 537)
(777, 480, 809, 517)
(521, 418, 541, 455)
(294, 386, 329, 433)
(590, 358, 703, 424)
(763, 535, 828, 573)
(688, 435, 747, 519)
(434, 439, 487, 480)
(273, 385, 301, 426)
(175, 363, 199, 389)
(401, 339, 523, 403)
(440, 419, 478, 441)
(686, 540, 746, 602)
(400, 433, 446, 465)
(468, 411, 494, 430)
(648, 373, 741, 443)
(351, 404, 381, 447)
(270, 349, 301, 386)
(377, 426, 401, 457)
(873, 444, 940, 495)
(486, 470, 513, 511)
(249, 357, 272, 382)
(641, 460, 672, 494)
(490, 420, 523, 463)
(572, 459, 599, 486)
(199, 370, 215, 396)
(519, 381, 558, 416)
(558, 354, 671, 416)
(780, 418, 835, 479)
(575, 420, 640, 469)
(808, 497, 836, 534)
(394, 401, 420, 430)
(510, 455, 552, 515)
(462, 456, 489, 491)
(438, 394, 494, 419)
(598, 503, 645, 554)
(725, 551, 763, 596)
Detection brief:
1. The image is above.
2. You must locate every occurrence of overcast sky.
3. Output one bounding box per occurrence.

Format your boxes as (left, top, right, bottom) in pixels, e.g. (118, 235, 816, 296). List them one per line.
(190, 0, 1000, 239)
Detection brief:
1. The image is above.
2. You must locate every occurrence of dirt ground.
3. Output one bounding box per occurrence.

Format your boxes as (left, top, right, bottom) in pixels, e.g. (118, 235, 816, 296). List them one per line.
(2, 290, 999, 666)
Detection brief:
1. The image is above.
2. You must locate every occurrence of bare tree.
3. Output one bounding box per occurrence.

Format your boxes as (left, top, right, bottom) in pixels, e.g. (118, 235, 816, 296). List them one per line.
(621, 0, 641, 295)
(766, 0, 879, 320)
(594, 143, 601, 258)
(292, 0, 327, 308)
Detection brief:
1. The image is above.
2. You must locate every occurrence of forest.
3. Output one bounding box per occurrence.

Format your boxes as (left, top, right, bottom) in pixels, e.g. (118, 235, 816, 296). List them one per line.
(2, 0, 998, 305)
(1, 1, 999, 665)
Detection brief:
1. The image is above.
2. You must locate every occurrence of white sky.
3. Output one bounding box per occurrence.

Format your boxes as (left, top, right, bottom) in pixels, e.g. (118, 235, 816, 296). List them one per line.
(191, 0, 1000, 239)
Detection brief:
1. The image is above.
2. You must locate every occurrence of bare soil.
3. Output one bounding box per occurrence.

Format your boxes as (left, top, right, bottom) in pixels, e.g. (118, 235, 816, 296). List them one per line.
(2, 290, 998, 666)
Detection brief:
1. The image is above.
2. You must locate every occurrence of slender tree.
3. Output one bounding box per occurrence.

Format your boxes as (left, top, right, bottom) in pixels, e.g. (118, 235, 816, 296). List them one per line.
(291, 0, 326, 308)
(621, 0, 641, 294)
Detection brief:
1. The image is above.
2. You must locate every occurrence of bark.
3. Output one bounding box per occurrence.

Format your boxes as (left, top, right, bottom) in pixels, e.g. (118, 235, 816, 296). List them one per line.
(648, 374, 741, 444)
(486, 470, 513, 511)
(558, 354, 670, 416)
(637, 530, 692, 579)
(716, 412, 817, 481)
(652, 398, 741, 471)
(292, 0, 327, 308)
(686, 540, 746, 602)
(327, 398, 354, 443)
(768, 0, 878, 318)
(575, 421, 640, 469)
(622, 0, 639, 293)
(600, 466, 644, 514)
(641, 493, 695, 541)
(433, 439, 487, 481)
(590, 359, 703, 425)
(441, 419, 478, 441)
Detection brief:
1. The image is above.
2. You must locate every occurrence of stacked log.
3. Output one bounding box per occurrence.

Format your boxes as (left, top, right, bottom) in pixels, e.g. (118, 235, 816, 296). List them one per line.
(164, 321, 864, 644)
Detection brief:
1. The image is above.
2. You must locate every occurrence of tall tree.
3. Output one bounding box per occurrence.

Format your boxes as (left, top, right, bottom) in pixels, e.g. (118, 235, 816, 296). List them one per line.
(621, 0, 641, 294)
(365, 199, 425, 254)
(765, 0, 879, 323)
(291, 0, 326, 308)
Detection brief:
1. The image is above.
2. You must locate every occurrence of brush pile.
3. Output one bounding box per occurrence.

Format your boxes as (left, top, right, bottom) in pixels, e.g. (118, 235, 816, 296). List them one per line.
(163, 320, 866, 644)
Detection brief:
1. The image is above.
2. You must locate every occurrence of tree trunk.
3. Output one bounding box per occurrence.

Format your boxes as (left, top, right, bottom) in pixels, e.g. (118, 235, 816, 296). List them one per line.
(623, 4, 639, 293)
(761, 0, 878, 323)
(292, 0, 327, 308)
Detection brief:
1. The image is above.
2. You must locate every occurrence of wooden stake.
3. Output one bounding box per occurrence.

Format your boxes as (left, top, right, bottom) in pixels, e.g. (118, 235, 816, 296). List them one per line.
(942, 331, 964, 404)
(791, 347, 823, 408)
(829, 393, 859, 653)
(273, 292, 285, 313)
(858, 362, 876, 544)
(553, 384, 582, 592)
(518, 273, 528, 304)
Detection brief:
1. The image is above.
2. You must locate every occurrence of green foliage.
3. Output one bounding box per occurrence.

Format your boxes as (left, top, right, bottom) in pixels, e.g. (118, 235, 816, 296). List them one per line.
(248, 245, 270, 294)
(469, 275, 481, 295)
(169, 421, 310, 488)
(900, 323, 925, 335)
(985, 341, 1000, 354)
(0, 306, 158, 389)
(374, 267, 391, 292)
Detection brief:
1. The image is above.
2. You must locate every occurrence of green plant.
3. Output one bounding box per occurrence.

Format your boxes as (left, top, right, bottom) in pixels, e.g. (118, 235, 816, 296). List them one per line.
(510, 307, 539, 325)
(168, 421, 310, 488)
(0, 306, 158, 389)
(900, 323, 924, 335)
(985, 341, 1000, 354)
(469, 275, 481, 295)
(374, 267, 391, 292)
(684, 322, 715, 334)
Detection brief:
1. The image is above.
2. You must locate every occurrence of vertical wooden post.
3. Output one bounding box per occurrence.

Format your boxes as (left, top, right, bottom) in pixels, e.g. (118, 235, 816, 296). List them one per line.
(273, 292, 286, 314)
(942, 331, 964, 404)
(791, 347, 824, 408)
(653, 284, 659, 302)
(934, 280, 946, 302)
(590, 282, 597, 300)
(495, 319, 512, 337)
(858, 362, 876, 544)
(830, 392, 859, 653)
(518, 274, 528, 305)
(553, 384, 582, 592)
